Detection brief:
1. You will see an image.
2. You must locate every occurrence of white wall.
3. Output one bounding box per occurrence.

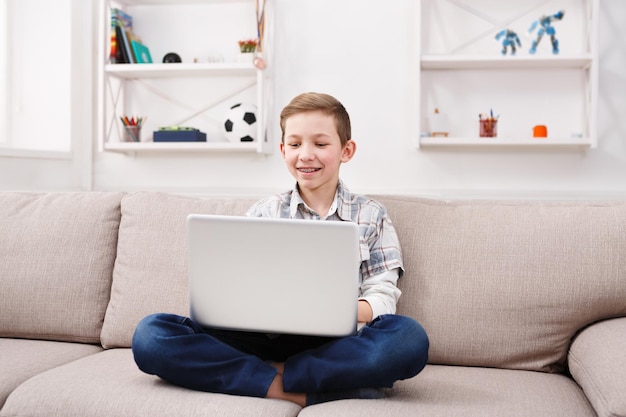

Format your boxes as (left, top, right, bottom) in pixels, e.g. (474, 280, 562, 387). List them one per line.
(2, 0, 626, 198)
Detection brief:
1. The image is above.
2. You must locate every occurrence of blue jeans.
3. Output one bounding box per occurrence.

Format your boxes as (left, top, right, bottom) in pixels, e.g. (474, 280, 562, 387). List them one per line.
(132, 313, 428, 398)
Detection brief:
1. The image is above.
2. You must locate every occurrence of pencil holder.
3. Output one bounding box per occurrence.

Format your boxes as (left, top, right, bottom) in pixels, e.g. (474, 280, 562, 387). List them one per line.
(123, 125, 141, 142)
(479, 119, 497, 138)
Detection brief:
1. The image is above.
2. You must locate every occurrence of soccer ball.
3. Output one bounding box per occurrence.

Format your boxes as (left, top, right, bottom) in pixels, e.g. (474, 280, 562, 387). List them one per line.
(224, 103, 257, 143)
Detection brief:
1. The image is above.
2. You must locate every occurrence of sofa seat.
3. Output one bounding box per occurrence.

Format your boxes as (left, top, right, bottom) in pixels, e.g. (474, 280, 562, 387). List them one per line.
(0, 348, 302, 417)
(0, 338, 102, 408)
(299, 365, 596, 417)
(2, 347, 597, 417)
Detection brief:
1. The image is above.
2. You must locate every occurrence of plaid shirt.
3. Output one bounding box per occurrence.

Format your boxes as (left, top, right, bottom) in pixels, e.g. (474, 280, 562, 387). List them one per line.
(246, 180, 404, 281)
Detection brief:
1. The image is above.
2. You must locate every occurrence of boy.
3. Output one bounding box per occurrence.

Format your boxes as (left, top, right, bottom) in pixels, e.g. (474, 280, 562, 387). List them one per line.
(132, 92, 429, 407)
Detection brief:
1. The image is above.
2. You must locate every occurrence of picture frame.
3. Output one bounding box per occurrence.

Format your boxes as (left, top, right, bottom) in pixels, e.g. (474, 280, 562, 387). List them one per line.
(131, 40, 153, 64)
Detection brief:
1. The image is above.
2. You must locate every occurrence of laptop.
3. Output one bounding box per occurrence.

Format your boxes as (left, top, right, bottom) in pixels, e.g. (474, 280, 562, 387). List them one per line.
(186, 214, 361, 337)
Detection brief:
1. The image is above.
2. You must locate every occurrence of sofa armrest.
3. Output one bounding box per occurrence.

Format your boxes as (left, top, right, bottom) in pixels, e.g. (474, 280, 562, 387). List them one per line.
(568, 317, 626, 417)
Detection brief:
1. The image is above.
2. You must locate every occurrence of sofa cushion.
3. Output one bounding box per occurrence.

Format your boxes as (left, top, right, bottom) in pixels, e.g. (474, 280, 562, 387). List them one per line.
(101, 192, 258, 348)
(0, 348, 301, 417)
(377, 196, 626, 372)
(298, 365, 595, 417)
(568, 317, 626, 417)
(0, 338, 102, 409)
(0, 192, 124, 343)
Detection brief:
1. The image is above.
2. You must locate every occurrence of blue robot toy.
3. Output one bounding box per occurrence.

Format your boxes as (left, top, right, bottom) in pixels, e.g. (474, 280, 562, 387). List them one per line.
(528, 10, 565, 54)
(495, 29, 521, 55)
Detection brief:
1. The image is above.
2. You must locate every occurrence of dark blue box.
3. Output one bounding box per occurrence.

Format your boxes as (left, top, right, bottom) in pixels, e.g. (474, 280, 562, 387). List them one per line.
(153, 130, 207, 142)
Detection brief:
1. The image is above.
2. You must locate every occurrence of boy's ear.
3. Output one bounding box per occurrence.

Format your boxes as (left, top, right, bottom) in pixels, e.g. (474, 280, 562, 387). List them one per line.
(279, 142, 285, 159)
(341, 140, 356, 163)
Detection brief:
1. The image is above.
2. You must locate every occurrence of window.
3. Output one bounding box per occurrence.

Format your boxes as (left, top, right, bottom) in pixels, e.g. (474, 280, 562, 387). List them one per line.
(1, 0, 71, 155)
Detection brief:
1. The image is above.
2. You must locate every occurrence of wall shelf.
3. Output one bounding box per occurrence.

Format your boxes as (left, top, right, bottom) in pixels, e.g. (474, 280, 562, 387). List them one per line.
(97, 0, 273, 155)
(104, 63, 257, 78)
(103, 141, 259, 154)
(119, 0, 244, 5)
(419, 136, 592, 148)
(416, 0, 599, 150)
(421, 54, 593, 70)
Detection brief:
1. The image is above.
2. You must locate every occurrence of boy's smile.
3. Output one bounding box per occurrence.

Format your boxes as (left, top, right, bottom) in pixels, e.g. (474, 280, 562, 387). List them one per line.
(280, 110, 356, 213)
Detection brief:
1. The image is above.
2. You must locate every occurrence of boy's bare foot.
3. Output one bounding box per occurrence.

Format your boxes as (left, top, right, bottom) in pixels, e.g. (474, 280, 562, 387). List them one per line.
(271, 362, 285, 375)
(266, 372, 306, 407)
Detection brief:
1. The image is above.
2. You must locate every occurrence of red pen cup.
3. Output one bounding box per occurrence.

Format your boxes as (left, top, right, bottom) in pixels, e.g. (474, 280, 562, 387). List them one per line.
(479, 119, 497, 138)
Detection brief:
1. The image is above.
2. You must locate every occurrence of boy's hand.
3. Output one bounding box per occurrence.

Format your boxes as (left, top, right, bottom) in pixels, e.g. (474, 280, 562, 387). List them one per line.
(358, 300, 373, 323)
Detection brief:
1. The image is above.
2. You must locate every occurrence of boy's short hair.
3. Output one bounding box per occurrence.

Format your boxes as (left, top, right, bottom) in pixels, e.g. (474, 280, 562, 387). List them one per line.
(279, 92, 351, 146)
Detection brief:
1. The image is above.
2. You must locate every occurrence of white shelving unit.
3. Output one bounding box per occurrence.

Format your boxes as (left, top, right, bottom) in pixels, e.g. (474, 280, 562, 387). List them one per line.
(97, 0, 273, 155)
(104, 62, 257, 78)
(102, 141, 260, 153)
(419, 136, 592, 148)
(421, 55, 594, 70)
(416, 0, 599, 149)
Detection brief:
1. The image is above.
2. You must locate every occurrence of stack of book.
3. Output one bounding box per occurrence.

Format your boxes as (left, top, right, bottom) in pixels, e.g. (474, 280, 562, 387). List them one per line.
(109, 8, 152, 64)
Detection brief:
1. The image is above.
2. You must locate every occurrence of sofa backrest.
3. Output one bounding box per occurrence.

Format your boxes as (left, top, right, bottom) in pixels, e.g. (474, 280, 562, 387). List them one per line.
(100, 192, 626, 374)
(0, 192, 124, 344)
(377, 196, 626, 373)
(100, 192, 258, 348)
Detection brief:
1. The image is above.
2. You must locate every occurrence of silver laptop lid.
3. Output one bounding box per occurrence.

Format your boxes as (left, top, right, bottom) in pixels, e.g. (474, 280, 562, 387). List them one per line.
(187, 214, 360, 337)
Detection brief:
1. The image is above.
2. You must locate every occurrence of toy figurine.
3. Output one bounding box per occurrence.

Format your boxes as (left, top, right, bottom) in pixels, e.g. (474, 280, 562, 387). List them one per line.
(527, 10, 565, 54)
(495, 29, 521, 55)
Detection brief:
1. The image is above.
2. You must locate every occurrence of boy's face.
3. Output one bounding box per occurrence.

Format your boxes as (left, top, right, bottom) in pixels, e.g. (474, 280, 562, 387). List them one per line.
(280, 110, 355, 196)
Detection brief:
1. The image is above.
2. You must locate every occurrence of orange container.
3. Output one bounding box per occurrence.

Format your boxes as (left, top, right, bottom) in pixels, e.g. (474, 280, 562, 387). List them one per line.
(533, 125, 548, 138)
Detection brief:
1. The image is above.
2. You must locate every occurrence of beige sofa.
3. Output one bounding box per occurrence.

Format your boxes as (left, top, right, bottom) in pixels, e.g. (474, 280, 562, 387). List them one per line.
(1, 191, 625, 417)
